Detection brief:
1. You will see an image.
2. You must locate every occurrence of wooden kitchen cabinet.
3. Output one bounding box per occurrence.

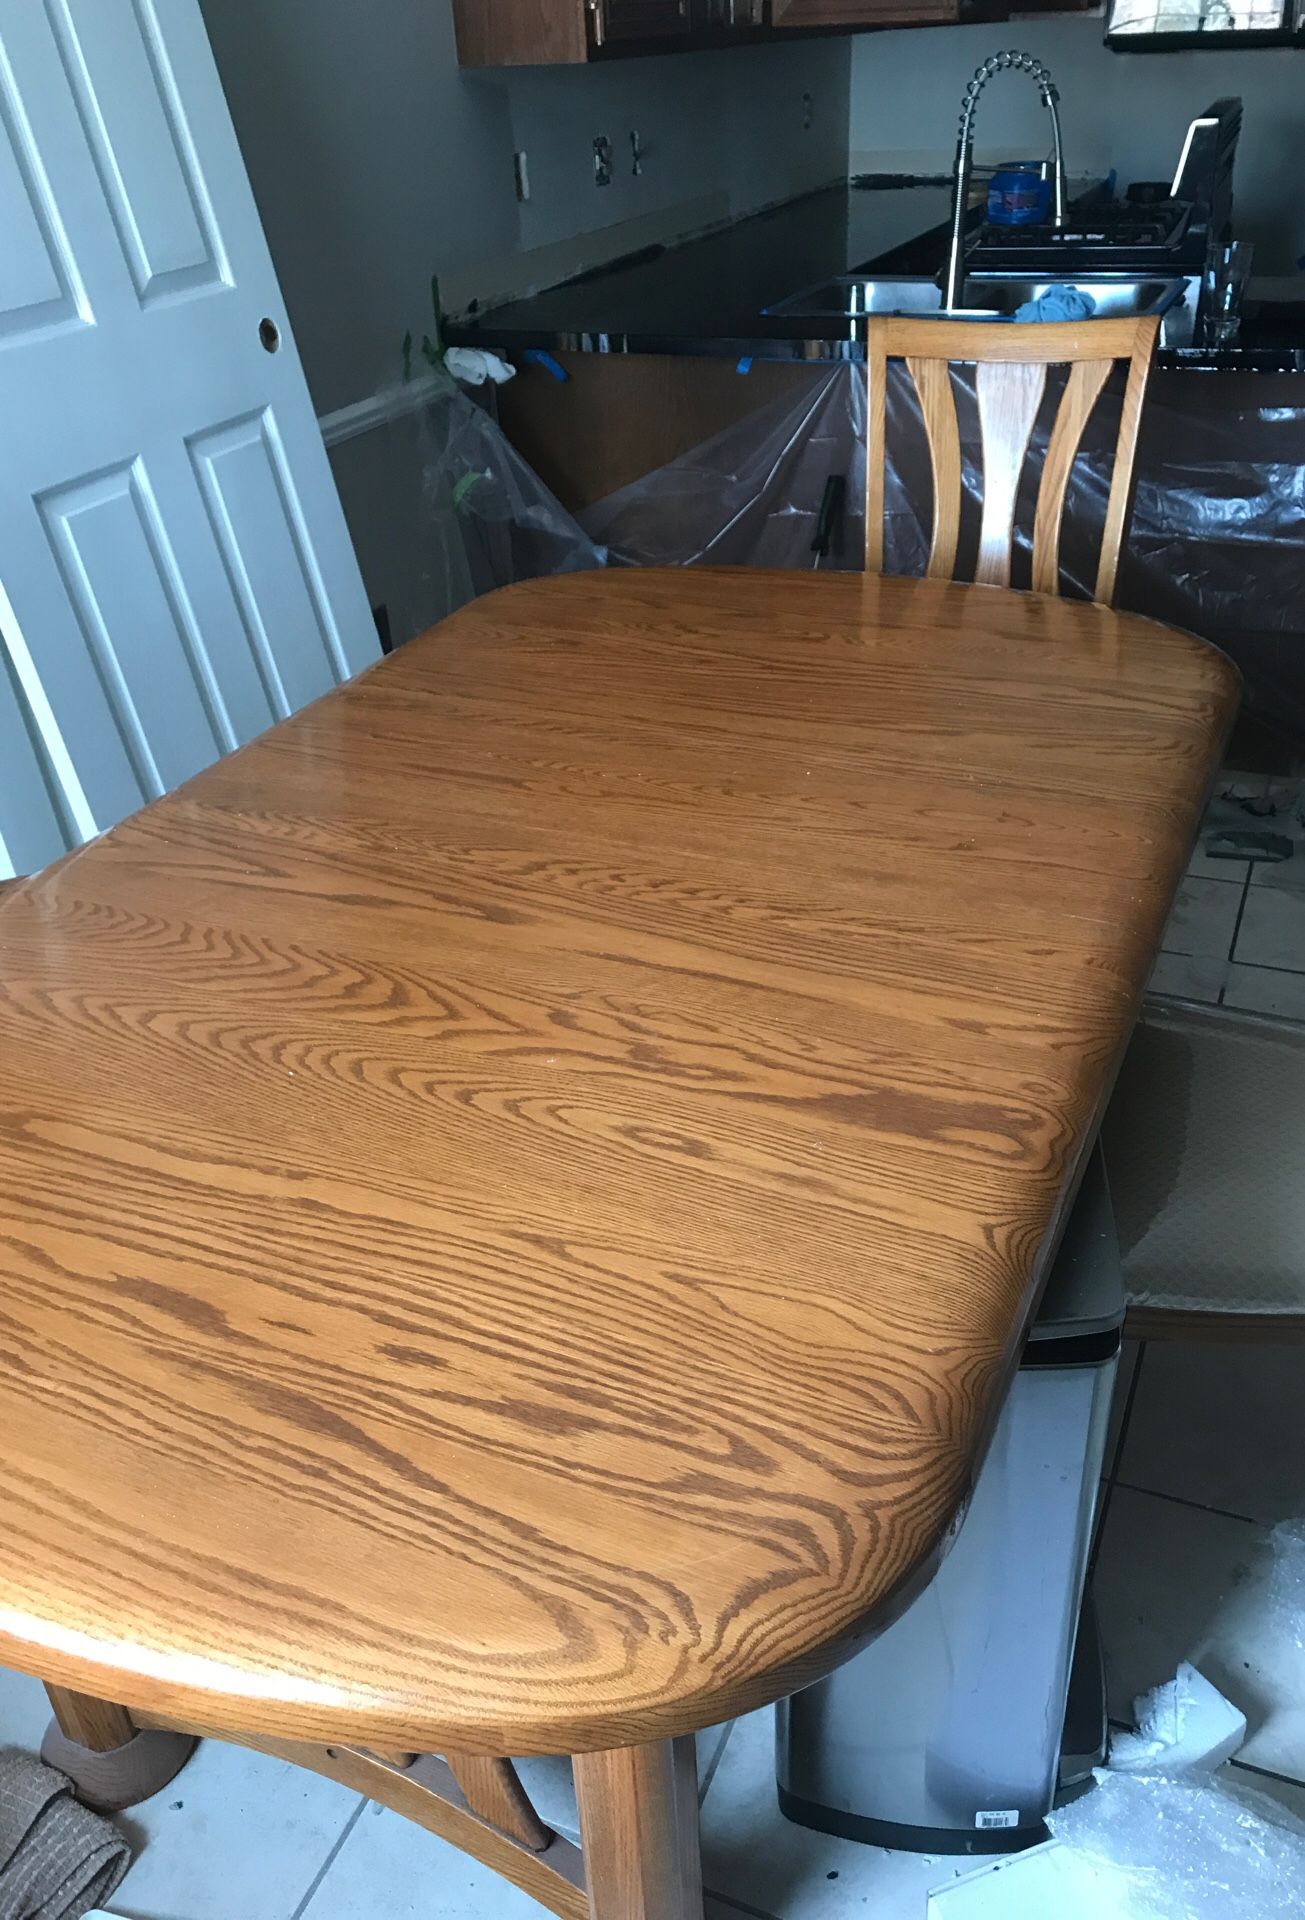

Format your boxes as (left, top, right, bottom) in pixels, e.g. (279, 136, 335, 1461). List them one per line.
(595, 0, 693, 46)
(450, 0, 1043, 63)
(453, 0, 761, 66)
(770, 0, 958, 24)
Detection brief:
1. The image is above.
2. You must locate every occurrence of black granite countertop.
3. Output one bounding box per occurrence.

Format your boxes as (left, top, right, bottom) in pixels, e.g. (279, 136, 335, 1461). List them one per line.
(445, 179, 1305, 373)
(445, 181, 955, 363)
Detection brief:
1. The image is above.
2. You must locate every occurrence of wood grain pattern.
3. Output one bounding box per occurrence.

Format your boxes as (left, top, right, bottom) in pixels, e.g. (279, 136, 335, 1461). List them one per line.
(446, 1754, 553, 1849)
(905, 355, 964, 581)
(451, 0, 589, 66)
(157, 1728, 590, 1919)
(866, 314, 1158, 603)
(0, 570, 1234, 1759)
(1031, 357, 1113, 597)
(45, 1685, 134, 1751)
(574, 1737, 702, 1919)
(974, 359, 1048, 590)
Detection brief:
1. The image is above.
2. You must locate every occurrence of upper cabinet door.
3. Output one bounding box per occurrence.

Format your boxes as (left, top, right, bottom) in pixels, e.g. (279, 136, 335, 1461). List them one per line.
(590, 0, 694, 43)
(770, 0, 958, 23)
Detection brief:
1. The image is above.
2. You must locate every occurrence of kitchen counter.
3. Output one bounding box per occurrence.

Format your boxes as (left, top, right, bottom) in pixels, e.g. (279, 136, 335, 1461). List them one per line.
(446, 181, 955, 363)
(447, 179, 1305, 373)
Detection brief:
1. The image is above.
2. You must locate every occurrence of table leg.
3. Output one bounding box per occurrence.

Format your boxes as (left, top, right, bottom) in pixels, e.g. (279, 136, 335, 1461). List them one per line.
(42, 1684, 196, 1812)
(573, 1736, 704, 1920)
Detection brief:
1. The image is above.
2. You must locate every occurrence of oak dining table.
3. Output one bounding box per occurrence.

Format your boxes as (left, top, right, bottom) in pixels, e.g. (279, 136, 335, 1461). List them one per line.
(0, 569, 1235, 1916)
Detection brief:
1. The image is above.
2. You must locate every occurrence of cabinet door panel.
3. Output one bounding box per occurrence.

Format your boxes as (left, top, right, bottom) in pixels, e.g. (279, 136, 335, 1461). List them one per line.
(592, 0, 693, 43)
(771, 0, 957, 24)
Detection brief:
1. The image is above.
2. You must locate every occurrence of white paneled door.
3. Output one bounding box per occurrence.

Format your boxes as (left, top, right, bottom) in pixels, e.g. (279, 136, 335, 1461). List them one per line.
(0, 0, 378, 879)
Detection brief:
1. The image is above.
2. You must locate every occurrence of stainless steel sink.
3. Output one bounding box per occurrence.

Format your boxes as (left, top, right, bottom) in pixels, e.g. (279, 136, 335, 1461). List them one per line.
(764, 277, 945, 319)
(764, 274, 1188, 323)
(962, 276, 1186, 319)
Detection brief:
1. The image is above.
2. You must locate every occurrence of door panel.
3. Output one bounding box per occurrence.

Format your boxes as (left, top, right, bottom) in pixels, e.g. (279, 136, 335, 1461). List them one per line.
(188, 411, 355, 718)
(0, 0, 377, 881)
(37, 459, 230, 797)
(0, 32, 89, 340)
(46, 0, 231, 305)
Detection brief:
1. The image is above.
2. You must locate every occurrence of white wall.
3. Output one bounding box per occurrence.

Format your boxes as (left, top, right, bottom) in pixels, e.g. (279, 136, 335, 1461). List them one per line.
(850, 17, 1305, 270)
(201, 0, 851, 418)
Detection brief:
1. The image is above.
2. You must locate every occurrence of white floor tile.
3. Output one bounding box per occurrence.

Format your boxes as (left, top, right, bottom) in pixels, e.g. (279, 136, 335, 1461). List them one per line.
(1233, 887, 1305, 971)
(1094, 1487, 1305, 1782)
(1146, 952, 1227, 1005)
(1249, 855, 1305, 894)
(700, 1707, 962, 1919)
(1185, 842, 1251, 885)
(1160, 877, 1243, 961)
(1113, 1336, 1305, 1528)
(1223, 962, 1305, 1022)
(298, 1799, 555, 1919)
(1118, 1343, 1305, 1527)
(111, 1737, 362, 1920)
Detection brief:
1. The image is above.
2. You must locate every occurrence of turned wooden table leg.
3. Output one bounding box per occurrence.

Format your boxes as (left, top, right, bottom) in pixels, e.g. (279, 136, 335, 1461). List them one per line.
(574, 1736, 703, 1920)
(42, 1684, 196, 1812)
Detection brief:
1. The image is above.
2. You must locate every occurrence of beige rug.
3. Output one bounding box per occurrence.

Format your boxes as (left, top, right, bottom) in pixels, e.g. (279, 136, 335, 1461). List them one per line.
(1104, 999, 1305, 1321)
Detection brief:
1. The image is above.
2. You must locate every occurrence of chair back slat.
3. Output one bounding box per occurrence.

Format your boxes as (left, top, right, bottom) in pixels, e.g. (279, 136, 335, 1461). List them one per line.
(904, 356, 963, 580)
(865, 313, 1159, 606)
(1032, 358, 1114, 595)
(974, 359, 1047, 589)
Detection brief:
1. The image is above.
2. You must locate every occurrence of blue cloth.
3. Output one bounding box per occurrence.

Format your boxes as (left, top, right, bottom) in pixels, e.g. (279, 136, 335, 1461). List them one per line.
(1013, 284, 1099, 324)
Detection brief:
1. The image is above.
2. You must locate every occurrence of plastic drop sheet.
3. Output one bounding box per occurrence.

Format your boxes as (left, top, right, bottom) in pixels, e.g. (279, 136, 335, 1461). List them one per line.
(877, 358, 1305, 743)
(408, 371, 602, 624)
(416, 359, 1305, 744)
(577, 367, 867, 571)
(1043, 1765, 1305, 1918)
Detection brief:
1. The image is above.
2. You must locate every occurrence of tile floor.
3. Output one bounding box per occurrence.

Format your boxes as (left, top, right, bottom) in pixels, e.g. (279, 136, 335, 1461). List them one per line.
(1149, 770, 1305, 1016)
(3, 760, 1302, 1918)
(3, 1333, 1302, 1917)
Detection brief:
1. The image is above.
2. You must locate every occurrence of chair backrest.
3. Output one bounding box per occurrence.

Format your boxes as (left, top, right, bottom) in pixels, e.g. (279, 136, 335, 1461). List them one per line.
(865, 313, 1159, 607)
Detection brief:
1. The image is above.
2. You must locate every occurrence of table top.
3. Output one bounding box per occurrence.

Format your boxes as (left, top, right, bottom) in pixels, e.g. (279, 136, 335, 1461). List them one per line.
(0, 571, 1235, 1757)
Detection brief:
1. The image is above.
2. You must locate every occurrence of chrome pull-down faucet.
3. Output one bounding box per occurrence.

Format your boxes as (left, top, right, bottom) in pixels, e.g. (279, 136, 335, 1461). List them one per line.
(944, 50, 1066, 312)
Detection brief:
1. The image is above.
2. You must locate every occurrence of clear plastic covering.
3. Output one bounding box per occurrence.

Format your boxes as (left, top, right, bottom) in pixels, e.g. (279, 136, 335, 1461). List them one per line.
(1041, 1765, 1305, 1918)
(578, 369, 866, 571)
(406, 371, 602, 626)
(415, 358, 1305, 746)
(879, 359, 1305, 744)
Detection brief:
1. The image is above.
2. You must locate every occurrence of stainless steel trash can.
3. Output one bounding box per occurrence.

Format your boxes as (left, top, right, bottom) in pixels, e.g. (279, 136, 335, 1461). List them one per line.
(776, 1147, 1123, 1855)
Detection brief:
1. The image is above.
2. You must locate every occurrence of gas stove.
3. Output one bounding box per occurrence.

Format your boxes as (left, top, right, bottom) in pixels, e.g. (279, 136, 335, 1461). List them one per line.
(970, 97, 1240, 280)
(971, 198, 1196, 275)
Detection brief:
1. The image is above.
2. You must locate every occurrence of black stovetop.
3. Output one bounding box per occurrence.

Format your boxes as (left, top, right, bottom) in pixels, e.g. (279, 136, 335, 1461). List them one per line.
(970, 199, 1197, 275)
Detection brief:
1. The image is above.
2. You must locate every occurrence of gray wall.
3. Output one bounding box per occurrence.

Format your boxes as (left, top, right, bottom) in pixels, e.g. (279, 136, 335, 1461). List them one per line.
(201, 1, 849, 637)
(850, 18, 1305, 271)
(202, 0, 851, 417)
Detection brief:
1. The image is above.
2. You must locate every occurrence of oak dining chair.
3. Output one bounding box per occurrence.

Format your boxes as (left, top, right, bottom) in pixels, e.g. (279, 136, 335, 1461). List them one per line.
(864, 312, 1160, 606)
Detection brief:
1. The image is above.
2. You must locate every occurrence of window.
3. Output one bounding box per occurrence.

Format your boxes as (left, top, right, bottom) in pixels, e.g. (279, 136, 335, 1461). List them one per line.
(1107, 0, 1292, 42)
